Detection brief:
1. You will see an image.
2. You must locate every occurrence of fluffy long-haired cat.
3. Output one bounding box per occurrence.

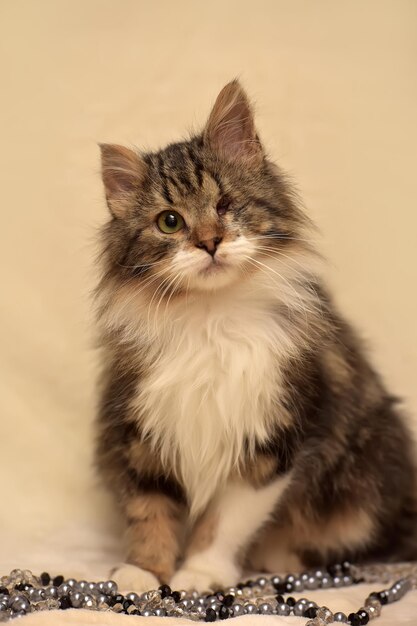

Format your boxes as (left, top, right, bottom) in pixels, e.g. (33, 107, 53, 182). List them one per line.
(95, 81, 417, 592)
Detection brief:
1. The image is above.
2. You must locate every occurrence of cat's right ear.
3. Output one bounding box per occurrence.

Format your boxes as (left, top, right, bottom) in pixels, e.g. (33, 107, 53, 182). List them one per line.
(99, 144, 146, 218)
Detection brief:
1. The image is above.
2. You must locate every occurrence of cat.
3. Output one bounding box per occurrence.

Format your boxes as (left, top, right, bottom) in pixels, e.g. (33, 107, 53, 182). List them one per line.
(94, 80, 417, 592)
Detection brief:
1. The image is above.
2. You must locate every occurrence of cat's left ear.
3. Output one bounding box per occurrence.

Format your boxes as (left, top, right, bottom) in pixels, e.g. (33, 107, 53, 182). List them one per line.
(204, 80, 263, 164)
(99, 144, 147, 218)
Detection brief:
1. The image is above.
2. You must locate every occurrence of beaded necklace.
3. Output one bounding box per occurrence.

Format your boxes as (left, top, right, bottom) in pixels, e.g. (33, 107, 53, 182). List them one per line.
(1, 562, 416, 624)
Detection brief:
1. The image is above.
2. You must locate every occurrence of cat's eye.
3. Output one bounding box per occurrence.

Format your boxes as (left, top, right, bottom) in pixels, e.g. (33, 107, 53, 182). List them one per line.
(216, 195, 231, 215)
(157, 210, 185, 234)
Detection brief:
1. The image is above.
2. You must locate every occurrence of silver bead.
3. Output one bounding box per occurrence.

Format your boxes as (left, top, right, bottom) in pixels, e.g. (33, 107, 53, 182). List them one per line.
(343, 575, 353, 586)
(30, 589, 46, 602)
(142, 609, 155, 617)
(102, 580, 118, 596)
(388, 588, 399, 603)
(95, 592, 109, 607)
(301, 573, 310, 583)
(305, 575, 319, 590)
(271, 575, 282, 586)
(256, 577, 267, 588)
(333, 575, 344, 587)
(44, 586, 58, 599)
(178, 599, 194, 609)
(277, 602, 290, 616)
(285, 574, 296, 584)
(66, 578, 77, 588)
(125, 592, 140, 604)
(244, 603, 257, 614)
(87, 582, 97, 595)
(293, 578, 304, 592)
(154, 608, 167, 616)
(258, 603, 273, 614)
(334, 611, 348, 622)
(294, 601, 307, 616)
(11, 597, 30, 613)
(69, 592, 84, 608)
(76, 580, 88, 591)
(58, 583, 72, 596)
(306, 601, 318, 610)
(314, 569, 325, 579)
(320, 575, 333, 589)
(231, 604, 245, 617)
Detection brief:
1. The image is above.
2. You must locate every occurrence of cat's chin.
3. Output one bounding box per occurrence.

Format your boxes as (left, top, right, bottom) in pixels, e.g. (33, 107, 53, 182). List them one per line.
(189, 263, 241, 292)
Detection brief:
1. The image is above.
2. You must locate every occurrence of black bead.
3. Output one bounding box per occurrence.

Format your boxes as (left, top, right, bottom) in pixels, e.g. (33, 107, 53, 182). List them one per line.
(341, 561, 351, 573)
(14, 583, 26, 591)
(53, 575, 64, 587)
(219, 605, 230, 620)
(357, 609, 369, 625)
(348, 613, 361, 626)
(123, 599, 133, 610)
(215, 592, 225, 602)
(377, 591, 389, 605)
(275, 594, 285, 604)
(223, 595, 234, 607)
(59, 595, 72, 610)
(159, 584, 171, 599)
(132, 609, 141, 615)
(40, 572, 51, 586)
(274, 583, 287, 594)
(205, 607, 217, 622)
(327, 564, 342, 578)
(286, 596, 296, 607)
(236, 583, 244, 590)
(304, 607, 318, 618)
(113, 594, 125, 604)
(171, 591, 181, 603)
(285, 582, 294, 592)
(0, 587, 9, 596)
(245, 579, 255, 587)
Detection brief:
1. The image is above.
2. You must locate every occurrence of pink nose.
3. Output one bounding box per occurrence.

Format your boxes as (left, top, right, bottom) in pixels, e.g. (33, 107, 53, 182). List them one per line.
(196, 237, 223, 257)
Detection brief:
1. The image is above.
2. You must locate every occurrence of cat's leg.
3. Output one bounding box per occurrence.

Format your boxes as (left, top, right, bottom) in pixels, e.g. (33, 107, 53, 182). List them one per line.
(170, 475, 291, 591)
(112, 493, 183, 591)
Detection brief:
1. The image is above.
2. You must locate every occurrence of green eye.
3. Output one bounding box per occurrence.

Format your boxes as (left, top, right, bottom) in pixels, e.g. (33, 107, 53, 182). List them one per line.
(157, 210, 185, 234)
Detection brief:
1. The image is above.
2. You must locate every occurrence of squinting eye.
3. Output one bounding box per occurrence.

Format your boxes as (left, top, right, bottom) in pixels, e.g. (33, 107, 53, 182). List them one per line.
(157, 210, 185, 234)
(216, 195, 231, 215)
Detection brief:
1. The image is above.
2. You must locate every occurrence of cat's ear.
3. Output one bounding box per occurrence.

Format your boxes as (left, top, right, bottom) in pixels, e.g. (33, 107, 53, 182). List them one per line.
(99, 144, 147, 218)
(204, 80, 263, 164)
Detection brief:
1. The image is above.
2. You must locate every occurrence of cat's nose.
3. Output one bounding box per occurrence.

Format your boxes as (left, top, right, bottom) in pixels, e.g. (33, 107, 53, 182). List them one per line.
(196, 237, 223, 257)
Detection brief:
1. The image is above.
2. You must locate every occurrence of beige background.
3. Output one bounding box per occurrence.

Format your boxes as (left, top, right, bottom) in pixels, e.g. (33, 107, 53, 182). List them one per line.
(0, 0, 416, 596)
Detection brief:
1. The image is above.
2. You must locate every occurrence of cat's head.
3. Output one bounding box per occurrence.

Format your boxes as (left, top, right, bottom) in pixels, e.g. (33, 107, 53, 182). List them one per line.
(98, 81, 313, 306)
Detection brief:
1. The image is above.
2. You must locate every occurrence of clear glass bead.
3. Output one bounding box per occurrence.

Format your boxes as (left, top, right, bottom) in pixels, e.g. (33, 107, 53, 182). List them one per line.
(146, 589, 162, 608)
(33, 600, 48, 611)
(317, 606, 334, 623)
(46, 598, 59, 610)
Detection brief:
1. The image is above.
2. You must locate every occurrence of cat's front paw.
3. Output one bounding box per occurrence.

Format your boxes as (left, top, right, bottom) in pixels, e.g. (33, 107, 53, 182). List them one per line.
(170, 558, 239, 592)
(110, 563, 159, 592)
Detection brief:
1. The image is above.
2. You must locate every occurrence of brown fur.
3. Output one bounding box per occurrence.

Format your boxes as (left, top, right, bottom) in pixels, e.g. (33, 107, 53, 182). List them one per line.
(125, 495, 184, 582)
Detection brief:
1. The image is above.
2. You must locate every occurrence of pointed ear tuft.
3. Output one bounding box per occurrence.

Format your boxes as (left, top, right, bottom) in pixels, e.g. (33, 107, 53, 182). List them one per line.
(204, 80, 263, 164)
(99, 144, 146, 218)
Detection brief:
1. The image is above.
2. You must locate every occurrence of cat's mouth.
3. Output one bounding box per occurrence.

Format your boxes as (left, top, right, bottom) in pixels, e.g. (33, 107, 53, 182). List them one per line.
(199, 257, 227, 276)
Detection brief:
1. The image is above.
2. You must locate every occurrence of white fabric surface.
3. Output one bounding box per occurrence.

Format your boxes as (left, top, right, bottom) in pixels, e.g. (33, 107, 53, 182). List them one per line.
(1, 0, 416, 623)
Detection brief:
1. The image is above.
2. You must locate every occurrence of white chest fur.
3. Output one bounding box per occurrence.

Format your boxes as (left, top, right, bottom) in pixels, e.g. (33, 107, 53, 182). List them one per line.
(131, 284, 299, 517)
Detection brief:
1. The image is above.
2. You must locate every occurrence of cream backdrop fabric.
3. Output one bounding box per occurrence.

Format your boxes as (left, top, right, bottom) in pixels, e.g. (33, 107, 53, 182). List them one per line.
(0, 0, 416, 623)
